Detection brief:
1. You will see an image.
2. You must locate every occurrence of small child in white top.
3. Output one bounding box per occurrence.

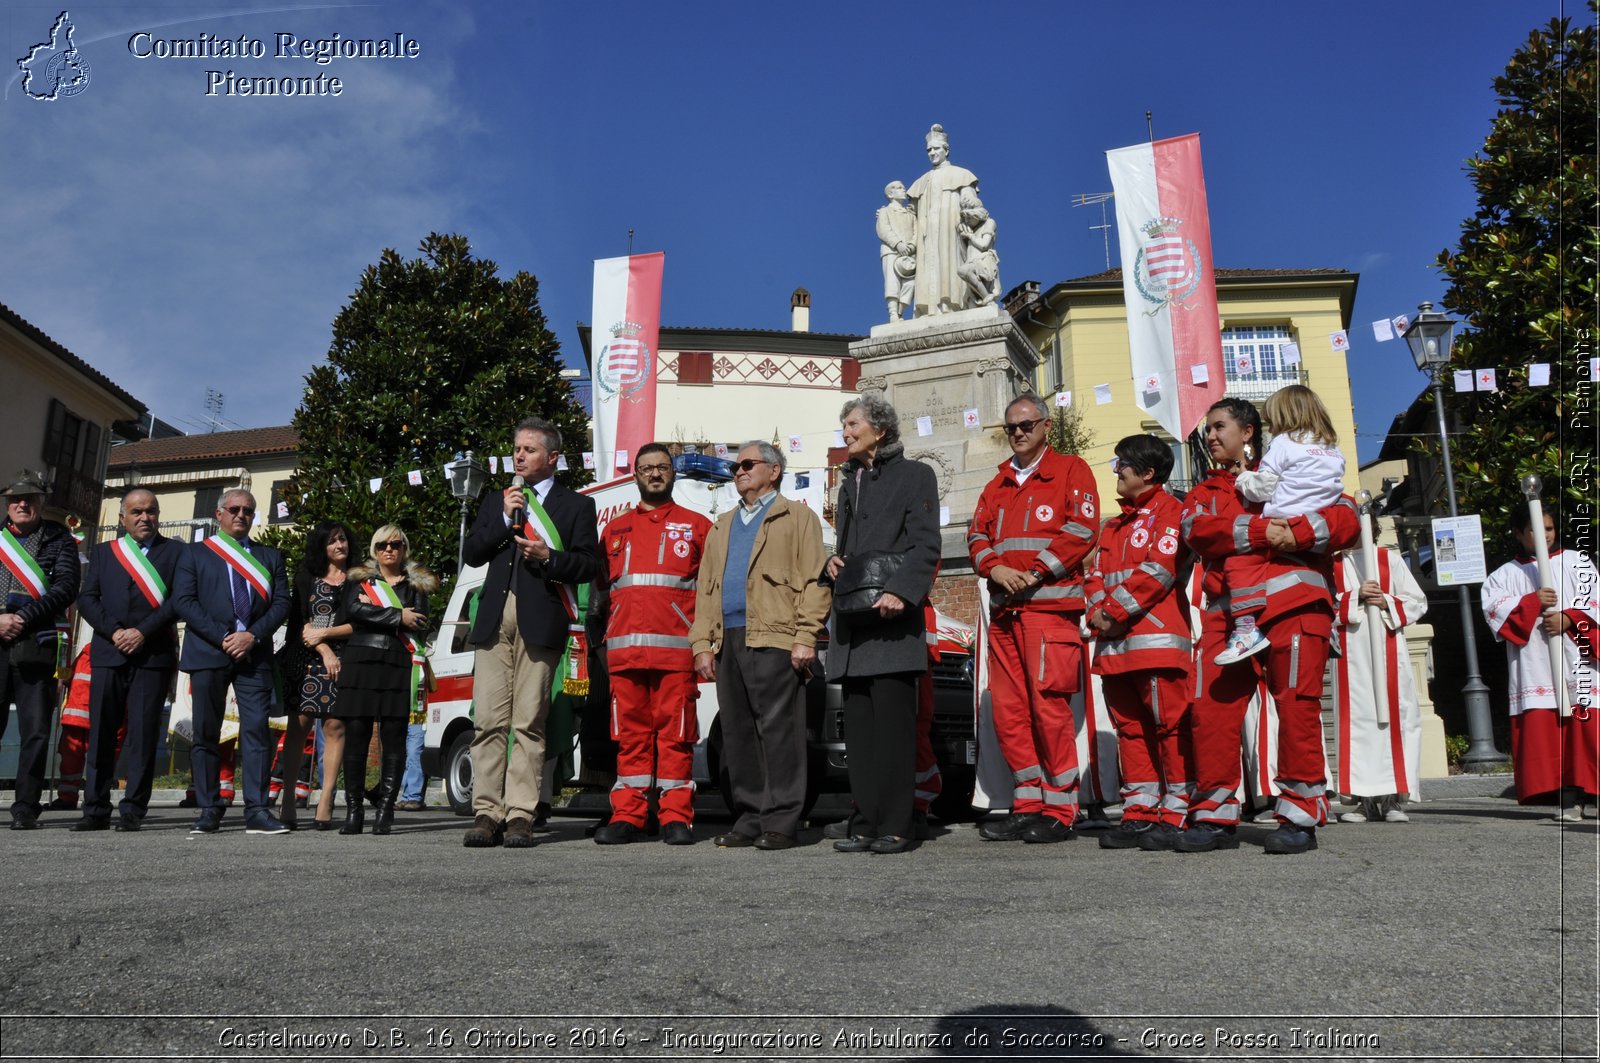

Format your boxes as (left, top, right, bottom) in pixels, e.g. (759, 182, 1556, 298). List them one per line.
(1216, 385, 1347, 665)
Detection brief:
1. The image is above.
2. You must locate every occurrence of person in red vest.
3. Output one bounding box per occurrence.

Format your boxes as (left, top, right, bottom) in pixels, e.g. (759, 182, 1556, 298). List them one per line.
(966, 394, 1099, 844)
(591, 443, 711, 845)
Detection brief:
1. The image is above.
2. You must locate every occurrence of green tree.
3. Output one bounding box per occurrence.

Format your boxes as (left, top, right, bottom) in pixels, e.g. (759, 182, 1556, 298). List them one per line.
(1046, 403, 1095, 457)
(289, 233, 590, 603)
(1434, 8, 1596, 555)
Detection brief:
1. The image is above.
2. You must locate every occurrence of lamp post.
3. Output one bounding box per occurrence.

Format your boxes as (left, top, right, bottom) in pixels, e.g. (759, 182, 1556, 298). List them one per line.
(444, 450, 487, 572)
(1402, 302, 1508, 769)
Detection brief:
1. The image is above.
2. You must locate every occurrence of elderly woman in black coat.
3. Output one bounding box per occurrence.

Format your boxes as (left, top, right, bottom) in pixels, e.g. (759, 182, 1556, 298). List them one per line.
(823, 393, 941, 853)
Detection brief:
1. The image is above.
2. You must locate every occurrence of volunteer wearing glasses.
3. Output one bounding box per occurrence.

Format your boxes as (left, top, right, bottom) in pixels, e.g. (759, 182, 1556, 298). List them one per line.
(335, 525, 435, 835)
(966, 394, 1100, 844)
(823, 395, 940, 854)
(173, 489, 291, 834)
(689, 441, 831, 850)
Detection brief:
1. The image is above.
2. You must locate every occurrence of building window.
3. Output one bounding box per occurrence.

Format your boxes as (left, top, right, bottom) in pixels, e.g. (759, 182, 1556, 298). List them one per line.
(676, 351, 713, 385)
(1046, 336, 1063, 396)
(192, 484, 223, 521)
(268, 480, 294, 525)
(1220, 324, 1301, 402)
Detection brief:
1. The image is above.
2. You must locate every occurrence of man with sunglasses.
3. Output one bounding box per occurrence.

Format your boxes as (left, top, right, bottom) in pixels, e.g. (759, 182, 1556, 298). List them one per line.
(967, 395, 1100, 844)
(588, 442, 711, 845)
(173, 489, 291, 834)
(689, 441, 830, 850)
(1, 471, 80, 830)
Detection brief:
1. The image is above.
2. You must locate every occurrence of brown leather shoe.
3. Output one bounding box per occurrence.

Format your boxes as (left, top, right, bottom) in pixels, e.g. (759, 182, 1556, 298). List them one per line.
(502, 817, 537, 848)
(753, 831, 796, 850)
(462, 815, 502, 848)
(713, 832, 756, 848)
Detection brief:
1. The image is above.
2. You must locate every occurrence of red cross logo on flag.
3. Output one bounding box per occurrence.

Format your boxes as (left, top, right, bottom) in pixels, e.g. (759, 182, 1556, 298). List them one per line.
(1235, 354, 1253, 374)
(1143, 374, 1160, 391)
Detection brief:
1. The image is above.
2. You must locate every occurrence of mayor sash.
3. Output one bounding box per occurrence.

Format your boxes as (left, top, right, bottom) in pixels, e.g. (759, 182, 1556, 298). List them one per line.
(203, 530, 270, 600)
(521, 487, 590, 695)
(360, 578, 427, 713)
(112, 535, 167, 608)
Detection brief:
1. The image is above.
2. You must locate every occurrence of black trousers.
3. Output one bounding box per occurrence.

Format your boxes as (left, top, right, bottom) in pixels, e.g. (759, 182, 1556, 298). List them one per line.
(189, 662, 275, 818)
(339, 715, 407, 793)
(841, 672, 919, 839)
(2, 652, 56, 817)
(84, 664, 171, 820)
(716, 627, 808, 839)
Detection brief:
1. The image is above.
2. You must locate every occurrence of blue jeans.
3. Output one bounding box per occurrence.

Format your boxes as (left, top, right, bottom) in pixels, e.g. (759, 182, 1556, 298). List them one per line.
(401, 722, 426, 802)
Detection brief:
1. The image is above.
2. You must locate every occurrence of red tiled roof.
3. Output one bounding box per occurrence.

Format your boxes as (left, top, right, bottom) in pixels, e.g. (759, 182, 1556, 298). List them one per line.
(107, 425, 299, 468)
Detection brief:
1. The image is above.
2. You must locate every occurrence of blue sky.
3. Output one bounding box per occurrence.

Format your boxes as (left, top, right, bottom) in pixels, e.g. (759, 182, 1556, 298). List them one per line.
(0, 1, 1575, 460)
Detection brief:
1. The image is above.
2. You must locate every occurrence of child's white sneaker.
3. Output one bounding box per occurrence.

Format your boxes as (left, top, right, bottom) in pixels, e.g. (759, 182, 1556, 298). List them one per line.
(1215, 621, 1270, 665)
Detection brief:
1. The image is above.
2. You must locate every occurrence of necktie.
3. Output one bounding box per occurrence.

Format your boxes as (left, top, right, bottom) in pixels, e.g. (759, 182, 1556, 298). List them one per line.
(231, 566, 251, 629)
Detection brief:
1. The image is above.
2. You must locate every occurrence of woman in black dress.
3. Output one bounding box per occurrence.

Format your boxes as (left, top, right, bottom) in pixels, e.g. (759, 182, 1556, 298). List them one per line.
(279, 521, 354, 830)
(336, 524, 435, 835)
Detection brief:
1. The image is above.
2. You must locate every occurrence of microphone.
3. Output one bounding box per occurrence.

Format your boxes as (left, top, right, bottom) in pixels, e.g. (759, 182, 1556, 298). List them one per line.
(510, 475, 526, 533)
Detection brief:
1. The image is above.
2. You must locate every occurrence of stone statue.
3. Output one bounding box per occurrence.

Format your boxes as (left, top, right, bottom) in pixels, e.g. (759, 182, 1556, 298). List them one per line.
(956, 189, 1000, 307)
(876, 180, 917, 322)
(907, 123, 980, 316)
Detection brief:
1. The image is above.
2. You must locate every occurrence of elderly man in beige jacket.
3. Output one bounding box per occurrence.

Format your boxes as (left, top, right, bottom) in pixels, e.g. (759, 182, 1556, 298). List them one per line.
(690, 440, 831, 850)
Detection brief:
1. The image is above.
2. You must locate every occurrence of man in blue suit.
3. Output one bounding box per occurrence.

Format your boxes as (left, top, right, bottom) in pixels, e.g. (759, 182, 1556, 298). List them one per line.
(173, 489, 290, 834)
(73, 489, 185, 832)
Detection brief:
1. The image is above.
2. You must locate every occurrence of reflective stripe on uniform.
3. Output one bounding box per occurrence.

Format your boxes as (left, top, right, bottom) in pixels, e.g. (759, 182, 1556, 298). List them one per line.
(1232, 515, 1253, 553)
(613, 573, 697, 591)
(1203, 569, 1329, 614)
(1063, 521, 1093, 542)
(1306, 512, 1330, 553)
(606, 633, 691, 651)
(995, 536, 1053, 553)
(1037, 549, 1068, 579)
(657, 777, 694, 791)
(1138, 561, 1175, 588)
(611, 774, 654, 790)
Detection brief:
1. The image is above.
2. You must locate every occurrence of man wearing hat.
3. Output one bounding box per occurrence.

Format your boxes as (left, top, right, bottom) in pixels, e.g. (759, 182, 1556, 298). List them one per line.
(0, 471, 81, 830)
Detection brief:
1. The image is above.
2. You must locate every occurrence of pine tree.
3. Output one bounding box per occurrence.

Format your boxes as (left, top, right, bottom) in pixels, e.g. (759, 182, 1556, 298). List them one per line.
(289, 233, 589, 601)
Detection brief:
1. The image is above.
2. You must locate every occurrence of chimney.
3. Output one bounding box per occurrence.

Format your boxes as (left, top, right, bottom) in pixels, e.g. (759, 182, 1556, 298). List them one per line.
(790, 287, 811, 332)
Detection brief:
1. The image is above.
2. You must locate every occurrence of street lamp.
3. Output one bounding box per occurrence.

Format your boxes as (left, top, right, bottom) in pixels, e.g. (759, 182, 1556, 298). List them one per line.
(444, 450, 487, 572)
(1402, 302, 1508, 769)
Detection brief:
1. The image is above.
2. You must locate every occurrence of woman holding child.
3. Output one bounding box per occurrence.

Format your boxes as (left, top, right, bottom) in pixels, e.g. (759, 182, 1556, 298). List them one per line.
(1175, 388, 1359, 855)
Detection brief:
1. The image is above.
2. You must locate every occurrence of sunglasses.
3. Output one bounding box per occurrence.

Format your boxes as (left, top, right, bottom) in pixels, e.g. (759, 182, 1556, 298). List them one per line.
(375, 539, 406, 552)
(1003, 418, 1044, 435)
(223, 505, 256, 517)
(732, 458, 771, 473)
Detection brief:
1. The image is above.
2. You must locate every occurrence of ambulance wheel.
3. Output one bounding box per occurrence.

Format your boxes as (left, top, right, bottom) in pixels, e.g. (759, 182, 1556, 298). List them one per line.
(444, 728, 474, 816)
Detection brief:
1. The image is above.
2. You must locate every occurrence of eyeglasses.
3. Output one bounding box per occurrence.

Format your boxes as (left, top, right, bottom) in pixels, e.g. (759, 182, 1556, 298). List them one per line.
(733, 458, 771, 473)
(635, 463, 672, 475)
(375, 539, 406, 552)
(1003, 418, 1044, 436)
(223, 505, 256, 517)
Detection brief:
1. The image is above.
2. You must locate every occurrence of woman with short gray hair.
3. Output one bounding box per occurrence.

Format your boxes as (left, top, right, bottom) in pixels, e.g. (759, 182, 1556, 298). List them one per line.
(822, 395, 940, 853)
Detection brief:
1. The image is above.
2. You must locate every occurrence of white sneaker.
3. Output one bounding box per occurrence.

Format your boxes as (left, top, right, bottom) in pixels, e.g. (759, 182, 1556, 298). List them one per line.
(1554, 808, 1583, 823)
(1383, 807, 1410, 823)
(1214, 624, 1270, 666)
(1338, 810, 1369, 824)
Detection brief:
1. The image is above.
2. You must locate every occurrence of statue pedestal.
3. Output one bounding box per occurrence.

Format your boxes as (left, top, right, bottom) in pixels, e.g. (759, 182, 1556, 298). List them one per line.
(848, 305, 1041, 562)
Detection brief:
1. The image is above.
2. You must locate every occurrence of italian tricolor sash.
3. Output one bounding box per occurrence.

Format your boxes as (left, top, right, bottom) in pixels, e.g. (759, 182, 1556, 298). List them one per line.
(361, 578, 427, 712)
(0, 527, 48, 599)
(521, 487, 590, 695)
(112, 535, 167, 608)
(204, 530, 270, 599)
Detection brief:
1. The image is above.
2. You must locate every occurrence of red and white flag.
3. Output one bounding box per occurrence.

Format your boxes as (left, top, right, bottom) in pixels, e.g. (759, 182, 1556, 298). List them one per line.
(591, 253, 664, 477)
(1106, 134, 1224, 441)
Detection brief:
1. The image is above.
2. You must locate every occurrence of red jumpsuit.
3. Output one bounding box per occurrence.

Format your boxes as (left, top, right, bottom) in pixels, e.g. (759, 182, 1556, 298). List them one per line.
(967, 449, 1100, 825)
(1085, 486, 1194, 828)
(53, 647, 93, 807)
(600, 501, 712, 828)
(1182, 469, 1359, 828)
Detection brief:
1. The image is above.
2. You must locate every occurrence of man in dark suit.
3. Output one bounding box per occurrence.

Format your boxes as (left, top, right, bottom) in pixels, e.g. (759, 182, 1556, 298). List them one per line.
(72, 489, 184, 832)
(173, 488, 290, 834)
(462, 416, 599, 849)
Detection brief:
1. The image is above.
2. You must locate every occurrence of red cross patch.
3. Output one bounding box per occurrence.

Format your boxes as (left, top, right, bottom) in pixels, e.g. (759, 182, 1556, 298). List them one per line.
(1035, 504, 1054, 523)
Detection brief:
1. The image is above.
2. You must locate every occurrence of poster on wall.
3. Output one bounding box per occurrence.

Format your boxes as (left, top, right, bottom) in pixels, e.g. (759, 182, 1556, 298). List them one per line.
(1431, 515, 1487, 585)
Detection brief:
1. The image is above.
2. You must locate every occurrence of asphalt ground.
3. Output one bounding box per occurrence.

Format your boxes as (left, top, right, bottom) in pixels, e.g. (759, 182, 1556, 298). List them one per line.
(0, 784, 1594, 1063)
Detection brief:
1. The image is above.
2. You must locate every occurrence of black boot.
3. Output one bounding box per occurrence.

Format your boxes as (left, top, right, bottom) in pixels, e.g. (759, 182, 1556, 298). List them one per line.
(339, 790, 365, 835)
(372, 750, 403, 836)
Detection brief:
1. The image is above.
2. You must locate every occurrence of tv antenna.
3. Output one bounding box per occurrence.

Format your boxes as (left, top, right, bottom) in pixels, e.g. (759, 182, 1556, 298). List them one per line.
(203, 388, 225, 433)
(1071, 193, 1115, 271)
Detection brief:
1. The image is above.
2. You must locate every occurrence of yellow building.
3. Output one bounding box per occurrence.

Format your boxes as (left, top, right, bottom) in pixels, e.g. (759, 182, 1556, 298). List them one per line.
(2, 300, 145, 533)
(1006, 268, 1359, 503)
(98, 426, 300, 542)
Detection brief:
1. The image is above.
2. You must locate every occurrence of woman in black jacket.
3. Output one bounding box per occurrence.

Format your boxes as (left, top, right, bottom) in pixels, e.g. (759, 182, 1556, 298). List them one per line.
(335, 524, 435, 835)
(824, 394, 941, 853)
(279, 520, 354, 829)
